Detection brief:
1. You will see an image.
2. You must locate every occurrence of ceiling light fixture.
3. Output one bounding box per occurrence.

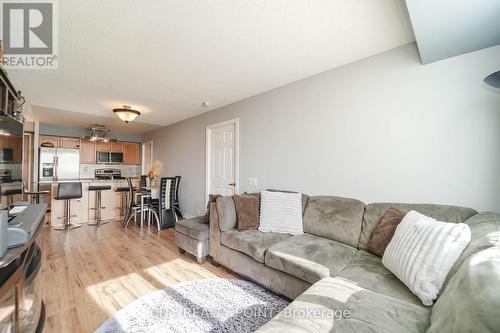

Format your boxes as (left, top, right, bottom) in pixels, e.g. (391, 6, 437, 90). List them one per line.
(112, 105, 141, 123)
(483, 71, 500, 93)
(83, 124, 114, 142)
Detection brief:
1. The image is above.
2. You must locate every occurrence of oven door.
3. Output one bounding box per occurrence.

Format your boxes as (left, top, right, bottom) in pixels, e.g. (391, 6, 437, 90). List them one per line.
(96, 151, 110, 164)
(110, 152, 123, 164)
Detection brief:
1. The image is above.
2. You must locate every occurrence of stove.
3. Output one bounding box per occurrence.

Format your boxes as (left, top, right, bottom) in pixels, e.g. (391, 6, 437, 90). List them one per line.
(94, 169, 124, 180)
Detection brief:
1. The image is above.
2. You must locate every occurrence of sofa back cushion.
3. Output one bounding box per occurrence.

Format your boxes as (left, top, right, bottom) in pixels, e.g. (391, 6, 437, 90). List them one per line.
(216, 196, 237, 232)
(428, 213, 500, 332)
(303, 196, 365, 248)
(359, 203, 477, 250)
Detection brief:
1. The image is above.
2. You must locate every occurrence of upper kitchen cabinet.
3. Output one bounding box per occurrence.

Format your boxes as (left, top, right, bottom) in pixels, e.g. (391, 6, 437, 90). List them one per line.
(60, 137, 80, 149)
(110, 142, 123, 153)
(123, 143, 141, 165)
(95, 142, 110, 152)
(80, 140, 96, 164)
(39, 135, 59, 148)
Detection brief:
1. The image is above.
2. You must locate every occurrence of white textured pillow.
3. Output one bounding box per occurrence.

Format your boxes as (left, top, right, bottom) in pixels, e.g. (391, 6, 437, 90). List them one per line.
(382, 210, 471, 306)
(258, 190, 303, 235)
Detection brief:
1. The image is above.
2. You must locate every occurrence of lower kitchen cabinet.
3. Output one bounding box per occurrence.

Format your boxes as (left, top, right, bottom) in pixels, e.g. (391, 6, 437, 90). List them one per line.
(49, 180, 138, 225)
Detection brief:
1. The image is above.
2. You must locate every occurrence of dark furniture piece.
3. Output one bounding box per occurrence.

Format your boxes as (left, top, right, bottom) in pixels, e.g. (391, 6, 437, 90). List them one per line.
(151, 177, 177, 229)
(88, 185, 111, 226)
(53, 182, 82, 230)
(2, 188, 22, 206)
(174, 175, 183, 219)
(0, 204, 47, 333)
(115, 186, 129, 216)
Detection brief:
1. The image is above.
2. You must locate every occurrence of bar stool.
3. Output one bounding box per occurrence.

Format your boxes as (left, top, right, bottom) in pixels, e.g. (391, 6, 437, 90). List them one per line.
(115, 186, 129, 216)
(53, 182, 82, 231)
(2, 188, 22, 206)
(23, 182, 49, 204)
(89, 185, 112, 226)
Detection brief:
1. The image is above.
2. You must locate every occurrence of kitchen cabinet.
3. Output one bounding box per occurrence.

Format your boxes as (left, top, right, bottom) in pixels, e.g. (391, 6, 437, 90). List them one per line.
(60, 137, 80, 149)
(95, 142, 110, 152)
(80, 140, 96, 164)
(39, 135, 59, 148)
(110, 142, 123, 153)
(0, 136, 22, 163)
(123, 143, 141, 165)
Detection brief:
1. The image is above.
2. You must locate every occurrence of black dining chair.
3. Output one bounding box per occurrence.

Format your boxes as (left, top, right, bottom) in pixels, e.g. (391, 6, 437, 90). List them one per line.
(174, 175, 184, 219)
(123, 177, 160, 230)
(122, 178, 141, 228)
(151, 177, 177, 229)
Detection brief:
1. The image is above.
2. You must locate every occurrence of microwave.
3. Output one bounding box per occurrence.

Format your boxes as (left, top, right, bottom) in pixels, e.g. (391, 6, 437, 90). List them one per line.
(97, 151, 123, 164)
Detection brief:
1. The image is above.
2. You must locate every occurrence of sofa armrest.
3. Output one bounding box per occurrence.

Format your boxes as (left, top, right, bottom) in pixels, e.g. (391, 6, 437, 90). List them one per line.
(209, 202, 221, 259)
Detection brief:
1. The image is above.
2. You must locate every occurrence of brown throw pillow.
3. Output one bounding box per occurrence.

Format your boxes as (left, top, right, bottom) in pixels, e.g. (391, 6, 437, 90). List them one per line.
(367, 208, 405, 257)
(233, 194, 260, 231)
(200, 194, 221, 223)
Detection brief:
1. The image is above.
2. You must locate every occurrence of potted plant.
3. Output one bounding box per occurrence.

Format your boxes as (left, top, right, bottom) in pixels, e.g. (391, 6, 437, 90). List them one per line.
(147, 160, 164, 186)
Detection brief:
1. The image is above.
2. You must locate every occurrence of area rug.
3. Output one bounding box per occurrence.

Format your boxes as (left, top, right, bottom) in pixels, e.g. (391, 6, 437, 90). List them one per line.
(94, 278, 289, 333)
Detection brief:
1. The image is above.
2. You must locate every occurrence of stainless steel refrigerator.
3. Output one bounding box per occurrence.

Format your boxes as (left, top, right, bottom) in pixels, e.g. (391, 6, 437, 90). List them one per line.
(39, 148, 80, 181)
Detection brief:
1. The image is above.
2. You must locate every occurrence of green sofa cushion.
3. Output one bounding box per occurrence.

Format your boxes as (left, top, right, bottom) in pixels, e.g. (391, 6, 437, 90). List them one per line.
(265, 234, 357, 284)
(336, 250, 421, 305)
(359, 203, 477, 250)
(255, 277, 430, 333)
(220, 229, 291, 263)
(303, 196, 365, 248)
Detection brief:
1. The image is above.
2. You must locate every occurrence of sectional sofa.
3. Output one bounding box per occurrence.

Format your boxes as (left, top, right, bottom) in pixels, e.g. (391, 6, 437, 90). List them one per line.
(209, 194, 500, 332)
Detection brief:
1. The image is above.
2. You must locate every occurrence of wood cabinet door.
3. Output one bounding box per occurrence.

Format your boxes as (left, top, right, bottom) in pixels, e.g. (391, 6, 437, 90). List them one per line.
(123, 143, 140, 165)
(95, 142, 110, 152)
(39, 136, 59, 148)
(110, 142, 123, 153)
(60, 138, 80, 149)
(80, 140, 96, 164)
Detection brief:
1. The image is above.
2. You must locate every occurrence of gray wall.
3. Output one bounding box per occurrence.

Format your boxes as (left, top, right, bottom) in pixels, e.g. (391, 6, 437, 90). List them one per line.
(406, 0, 500, 63)
(145, 43, 500, 216)
(39, 122, 142, 142)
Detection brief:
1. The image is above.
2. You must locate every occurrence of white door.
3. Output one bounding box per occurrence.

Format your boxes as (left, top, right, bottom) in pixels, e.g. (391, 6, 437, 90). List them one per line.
(207, 120, 239, 197)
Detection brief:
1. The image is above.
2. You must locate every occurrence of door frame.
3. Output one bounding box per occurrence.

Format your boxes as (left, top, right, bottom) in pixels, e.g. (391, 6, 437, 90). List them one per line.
(142, 140, 153, 174)
(205, 118, 240, 201)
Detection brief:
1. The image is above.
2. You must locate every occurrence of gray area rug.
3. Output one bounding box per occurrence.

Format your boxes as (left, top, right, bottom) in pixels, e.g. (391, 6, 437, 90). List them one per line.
(94, 278, 289, 333)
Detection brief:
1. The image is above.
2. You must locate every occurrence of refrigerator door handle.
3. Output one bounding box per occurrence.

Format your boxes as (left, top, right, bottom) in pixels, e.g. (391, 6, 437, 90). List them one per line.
(53, 155, 58, 180)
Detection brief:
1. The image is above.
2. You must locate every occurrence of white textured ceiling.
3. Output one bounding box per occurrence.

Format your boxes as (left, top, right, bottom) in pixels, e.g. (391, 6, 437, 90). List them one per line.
(11, 0, 414, 133)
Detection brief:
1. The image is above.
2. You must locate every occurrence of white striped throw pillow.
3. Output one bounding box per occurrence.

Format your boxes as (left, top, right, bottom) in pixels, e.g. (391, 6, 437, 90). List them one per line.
(258, 190, 303, 235)
(382, 210, 471, 306)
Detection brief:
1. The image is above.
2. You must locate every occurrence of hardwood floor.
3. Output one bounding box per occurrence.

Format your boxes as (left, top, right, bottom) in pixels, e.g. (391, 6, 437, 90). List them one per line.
(39, 220, 238, 333)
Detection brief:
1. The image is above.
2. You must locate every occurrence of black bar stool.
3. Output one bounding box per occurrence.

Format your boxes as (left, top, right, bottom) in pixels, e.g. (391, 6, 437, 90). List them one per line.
(2, 188, 22, 206)
(115, 186, 129, 216)
(88, 185, 112, 226)
(53, 182, 82, 231)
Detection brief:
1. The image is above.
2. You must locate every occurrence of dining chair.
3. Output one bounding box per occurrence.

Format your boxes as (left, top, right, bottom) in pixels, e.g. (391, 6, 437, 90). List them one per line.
(174, 175, 184, 219)
(122, 178, 141, 228)
(123, 177, 160, 230)
(151, 177, 177, 229)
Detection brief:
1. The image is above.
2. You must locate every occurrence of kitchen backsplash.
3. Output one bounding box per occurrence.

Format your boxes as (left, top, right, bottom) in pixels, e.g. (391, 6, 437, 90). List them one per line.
(80, 164, 142, 178)
(0, 163, 22, 179)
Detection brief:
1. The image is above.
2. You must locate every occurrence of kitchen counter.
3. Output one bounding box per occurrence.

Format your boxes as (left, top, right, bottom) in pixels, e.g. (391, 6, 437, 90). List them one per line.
(35, 177, 140, 184)
(44, 178, 141, 224)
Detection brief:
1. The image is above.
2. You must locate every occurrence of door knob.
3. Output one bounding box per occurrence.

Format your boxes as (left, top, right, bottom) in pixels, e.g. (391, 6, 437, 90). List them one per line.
(229, 183, 236, 186)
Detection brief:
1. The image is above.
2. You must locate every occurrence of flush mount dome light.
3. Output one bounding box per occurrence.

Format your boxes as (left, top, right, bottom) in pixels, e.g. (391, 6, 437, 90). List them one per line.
(112, 105, 141, 123)
(483, 71, 500, 93)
